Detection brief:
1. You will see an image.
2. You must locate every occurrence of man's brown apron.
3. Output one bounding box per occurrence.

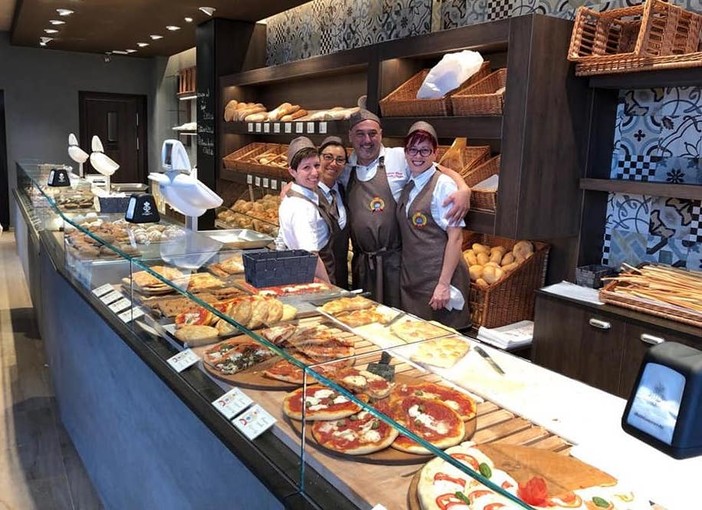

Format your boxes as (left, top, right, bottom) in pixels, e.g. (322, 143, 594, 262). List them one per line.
(396, 172, 471, 329)
(346, 156, 402, 307)
(315, 185, 350, 289)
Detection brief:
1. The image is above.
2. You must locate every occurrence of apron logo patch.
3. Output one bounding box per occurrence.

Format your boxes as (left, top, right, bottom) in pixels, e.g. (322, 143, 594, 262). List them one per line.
(411, 211, 428, 228)
(369, 197, 385, 213)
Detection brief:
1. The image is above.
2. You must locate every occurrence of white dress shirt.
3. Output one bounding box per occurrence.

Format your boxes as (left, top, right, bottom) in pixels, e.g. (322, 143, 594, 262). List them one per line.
(317, 181, 347, 230)
(403, 165, 465, 230)
(341, 146, 410, 202)
(277, 183, 330, 252)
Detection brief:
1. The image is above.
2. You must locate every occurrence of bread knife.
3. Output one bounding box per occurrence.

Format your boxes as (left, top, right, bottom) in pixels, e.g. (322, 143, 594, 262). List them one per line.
(474, 345, 505, 375)
(383, 311, 406, 328)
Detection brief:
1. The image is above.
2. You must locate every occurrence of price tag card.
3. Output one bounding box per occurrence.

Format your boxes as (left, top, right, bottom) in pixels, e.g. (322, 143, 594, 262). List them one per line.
(233, 404, 277, 440)
(306, 122, 315, 134)
(319, 121, 328, 134)
(273, 123, 281, 134)
(246, 174, 253, 185)
(254, 176, 261, 187)
(213, 388, 253, 420)
(99, 290, 122, 305)
(284, 123, 292, 134)
(247, 122, 254, 132)
(271, 179, 278, 191)
(262, 178, 269, 188)
(108, 298, 132, 314)
(255, 123, 262, 133)
(92, 283, 114, 297)
(295, 122, 303, 134)
(118, 307, 145, 323)
(167, 349, 200, 373)
(263, 123, 270, 133)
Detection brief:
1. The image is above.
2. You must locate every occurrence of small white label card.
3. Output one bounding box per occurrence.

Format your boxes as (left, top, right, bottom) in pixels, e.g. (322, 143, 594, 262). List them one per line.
(246, 174, 253, 185)
(273, 123, 281, 133)
(99, 290, 122, 305)
(319, 121, 327, 134)
(92, 283, 114, 297)
(254, 176, 261, 187)
(263, 123, 270, 133)
(108, 298, 132, 314)
(306, 122, 315, 134)
(295, 122, 303, 134)
(271, 179, 278, 191)
(233, 404, 277, 440)
(167, 349, 200, 373)
(213, 388, 253, 420)
(262, 177, 269, 188)
(284, 123, 292, 134)
(118, 307, 145, 323)
(247, 122, 254, 132)
(255, 123, 262, 133)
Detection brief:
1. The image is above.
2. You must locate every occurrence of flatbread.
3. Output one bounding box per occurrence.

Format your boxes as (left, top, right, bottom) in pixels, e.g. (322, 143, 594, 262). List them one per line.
(246, 296, 269, 329)
(173, 325, 219, 346)
(333, 307, 391, 328)
(320, 296, 375, 315)
(410, 335, 471, 368)
(265, 298, 284, 324)
(390, 320, 452, 343)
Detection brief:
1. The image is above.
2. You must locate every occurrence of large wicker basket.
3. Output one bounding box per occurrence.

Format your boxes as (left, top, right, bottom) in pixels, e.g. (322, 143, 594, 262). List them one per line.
(568, 0, 702, 63)
(223, 143, 287, 177)
(379, 62, 491, 117)
(436, 145, 491, 176)
(450, 69, 507, 116)
(464, 155, 500, 211)
(463, 232, 550, 329)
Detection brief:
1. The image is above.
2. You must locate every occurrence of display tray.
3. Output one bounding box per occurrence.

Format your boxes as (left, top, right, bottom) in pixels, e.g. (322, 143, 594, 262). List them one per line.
(201, 229, 273, 250)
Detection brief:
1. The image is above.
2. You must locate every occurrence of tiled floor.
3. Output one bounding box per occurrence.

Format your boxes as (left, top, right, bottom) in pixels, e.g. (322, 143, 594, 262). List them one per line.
(0, 231, 103, 510)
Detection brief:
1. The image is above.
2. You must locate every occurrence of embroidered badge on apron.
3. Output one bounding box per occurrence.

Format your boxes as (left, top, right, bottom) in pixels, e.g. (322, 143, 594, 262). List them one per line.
(369, 197, 385, 213)
(411, 211, 428, 228)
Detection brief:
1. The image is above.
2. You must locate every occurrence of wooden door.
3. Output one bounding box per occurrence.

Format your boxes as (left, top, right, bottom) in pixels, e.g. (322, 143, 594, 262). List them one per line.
(79, 92, 147, 184)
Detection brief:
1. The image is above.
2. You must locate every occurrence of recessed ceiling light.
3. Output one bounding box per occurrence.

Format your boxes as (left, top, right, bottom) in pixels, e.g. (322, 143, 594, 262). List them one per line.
(40, 41, 47, 47)
(199, 7, 216, 16)
(44, 29, 59, 34)
(112, 50, 129, 55)
(40, 37, 53, 43)
(184, 17, 193, 23)
(137, 42, 149, 48)
(166, 25, 180, 31)
(56, 8, 73, 16)
(125, 49, 137, 54)
(49, 20, 66, 25)
(150, 34, 163, 40)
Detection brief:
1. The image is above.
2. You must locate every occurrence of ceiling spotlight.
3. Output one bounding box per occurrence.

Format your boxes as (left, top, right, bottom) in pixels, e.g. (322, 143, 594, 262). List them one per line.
(184, 17, 193, 22)
(56, 8, 73, 16)
(112, 50, 129, 55)
(166, 25, 180, 31)
(49, 20, 66, 25)
(150, 34, 163, 40)
(199, 7, 216, 16)
(40, 37, 53, 44)
(125, 49, 137, 54)
(44, 28, 59, 34)
(137, 42, 149, 47)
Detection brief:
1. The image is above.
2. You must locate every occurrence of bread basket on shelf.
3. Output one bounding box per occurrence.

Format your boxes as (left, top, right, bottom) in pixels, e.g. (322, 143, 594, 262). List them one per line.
(463, 155, 500, 212)
(450, 69, 507, 116)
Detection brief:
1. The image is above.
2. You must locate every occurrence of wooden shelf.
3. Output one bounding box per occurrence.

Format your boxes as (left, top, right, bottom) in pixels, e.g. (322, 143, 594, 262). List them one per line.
(588, 67, 702, 90)
(580, 178, 702, 200)
(221, 168, 288, 187)
(380, 116, 502, 140)
(465, 210, 496, 234)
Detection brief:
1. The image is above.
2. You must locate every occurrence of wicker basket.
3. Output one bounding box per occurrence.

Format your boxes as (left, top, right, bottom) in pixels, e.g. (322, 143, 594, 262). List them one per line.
(568, 0, 702, 63)
(463, 232, 550, 329)
(436, 145, 491, 176)
(223, 143, 287, 177)
(575, 50, 702, 76)
(450, 69, 507, 116)
(464, 155, 500, 211)
(379, 62, 491, 117)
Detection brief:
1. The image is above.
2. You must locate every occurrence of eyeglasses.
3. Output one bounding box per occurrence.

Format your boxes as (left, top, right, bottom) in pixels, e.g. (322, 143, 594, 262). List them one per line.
(405, 147, 434, 157)
(321, 153, 347, 165)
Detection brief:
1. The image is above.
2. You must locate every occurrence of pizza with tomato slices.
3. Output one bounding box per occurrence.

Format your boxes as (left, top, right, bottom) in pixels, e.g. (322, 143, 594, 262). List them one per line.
(311, 410, 399, 455)
(391, 382, 477, 422)
(386, 396, 465, 454)
(282, 385, 368, 421)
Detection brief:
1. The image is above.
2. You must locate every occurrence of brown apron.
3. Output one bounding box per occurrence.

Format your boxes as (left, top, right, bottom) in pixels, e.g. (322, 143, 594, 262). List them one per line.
(396, 171, 471, 329)
(346, 156, 402, 307)
(315, 185, 350, 289)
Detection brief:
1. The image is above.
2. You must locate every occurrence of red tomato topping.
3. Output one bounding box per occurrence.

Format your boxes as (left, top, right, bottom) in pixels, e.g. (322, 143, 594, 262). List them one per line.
(518, 476, 550, 507)
(435, 493, 468, 510)
(467, 489, 493, 503)
(450, 453, 480, 470)
(484, 504, 507, 510)
(434, 472, 467, 487)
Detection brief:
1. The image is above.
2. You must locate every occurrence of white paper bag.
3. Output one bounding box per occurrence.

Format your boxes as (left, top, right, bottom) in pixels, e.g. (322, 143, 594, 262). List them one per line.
(417, 50, 484, 99)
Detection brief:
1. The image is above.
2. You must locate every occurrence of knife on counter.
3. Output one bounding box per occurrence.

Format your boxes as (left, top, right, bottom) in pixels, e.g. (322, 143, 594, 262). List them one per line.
(474, 345, 505, 375)
(383, 310, 406, 328)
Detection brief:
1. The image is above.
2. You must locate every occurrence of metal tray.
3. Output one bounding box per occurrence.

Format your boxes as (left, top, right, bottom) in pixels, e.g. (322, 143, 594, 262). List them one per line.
(112, 183, 149, 193)
(201, 229, 273, 249)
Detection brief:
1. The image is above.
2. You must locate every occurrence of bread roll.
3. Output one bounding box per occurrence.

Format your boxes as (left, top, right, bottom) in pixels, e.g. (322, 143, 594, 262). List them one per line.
(512, 240, 534, 260)
(476, 278, 489, 289)
(490, 246, 507, 256)
(469, 265, 484, 281)
(472, 243, 490, 255)
(489, 251, 503, 264)
(476, 252, 490, 266)
(482, 265, 504, 285)
(464, 249, 478, 266)
(501, 252, 515, 266)
(268, 102, 293, 121)
(502, 262, 519, 273)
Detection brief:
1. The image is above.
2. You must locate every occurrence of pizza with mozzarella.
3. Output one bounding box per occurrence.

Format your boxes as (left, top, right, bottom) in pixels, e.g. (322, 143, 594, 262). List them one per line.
(174, 307, 214, 328)
(392, 382, 477, 422)
(386, 396, 465, 454)
(282, 385, 368, 421)
(331, 367, 395, 400)
(311, 410, 399, 455)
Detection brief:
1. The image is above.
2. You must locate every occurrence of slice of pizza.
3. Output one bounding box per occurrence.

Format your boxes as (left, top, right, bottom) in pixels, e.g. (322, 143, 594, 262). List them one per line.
(311, 410, 399, 455)
(388, 396, 465, 454)
(392, 382, 477, 422)
(282, 385, 368, 421)
(174, 307, 214, 328)
(320, 296, 375, 315)
(294, 339, 355, 363)
(261, 324, 299, 346)
(206, 341, 274, 375)
(331, 367, 395, 400)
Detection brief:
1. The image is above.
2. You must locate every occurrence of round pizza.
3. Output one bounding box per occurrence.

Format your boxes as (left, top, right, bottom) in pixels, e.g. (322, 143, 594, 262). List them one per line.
(282, 385, 368, 421)
(174, 307, 213, 328)
(311, 410, 399, 455)
(392, 382, 477, 422)
(386, 396, 465, 454)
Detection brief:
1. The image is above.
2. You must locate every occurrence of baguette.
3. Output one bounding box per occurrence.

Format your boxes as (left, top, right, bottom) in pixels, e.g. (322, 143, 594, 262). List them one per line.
(267, 102, 293, 121)
(245, 112, 268, 122)
(281, 109, 308, 122)
(235, 105, 266, 121)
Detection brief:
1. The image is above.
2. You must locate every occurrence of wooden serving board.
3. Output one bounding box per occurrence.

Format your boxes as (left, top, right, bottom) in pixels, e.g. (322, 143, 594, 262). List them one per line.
(407, 444, 617, 510)
(199, 352, 301, 391)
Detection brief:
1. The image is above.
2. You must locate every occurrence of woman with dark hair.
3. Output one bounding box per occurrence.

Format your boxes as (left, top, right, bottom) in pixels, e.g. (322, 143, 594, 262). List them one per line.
(277, 136, 330, 283)
(395, 121, 471, 329)
(315, 136, 350, 288)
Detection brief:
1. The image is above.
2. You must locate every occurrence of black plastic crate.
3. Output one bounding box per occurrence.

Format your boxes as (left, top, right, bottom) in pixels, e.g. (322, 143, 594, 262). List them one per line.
(243, 249, 317, 288)
(575, 264, 618, 289)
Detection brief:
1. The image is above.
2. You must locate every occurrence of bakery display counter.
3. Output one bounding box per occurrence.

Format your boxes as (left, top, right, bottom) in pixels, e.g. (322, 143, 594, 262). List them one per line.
(14, 161, 700, 509)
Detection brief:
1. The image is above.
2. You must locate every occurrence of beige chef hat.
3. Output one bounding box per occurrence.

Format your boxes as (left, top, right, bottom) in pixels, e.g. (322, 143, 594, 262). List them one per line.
(407, 120, 438, 142)
(287, 136, 316, 163)
(319, 136, 344, 153)
(349, 109, 381, 129)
